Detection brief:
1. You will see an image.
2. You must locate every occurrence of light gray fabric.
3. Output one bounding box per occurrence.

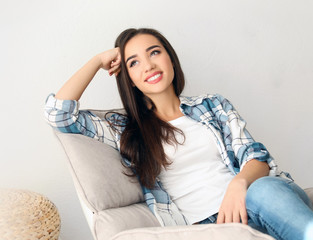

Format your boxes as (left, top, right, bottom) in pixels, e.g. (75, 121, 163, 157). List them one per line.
(54, 127, 313, 240)
(94, 203, 160, 240)
(110, 223, 275, 240)
(305, 188, 313, 203)
(55, 131, 143, 213)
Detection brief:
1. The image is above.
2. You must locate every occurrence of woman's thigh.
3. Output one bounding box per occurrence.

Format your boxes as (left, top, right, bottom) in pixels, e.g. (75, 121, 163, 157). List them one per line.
(246, 176, 313, 240)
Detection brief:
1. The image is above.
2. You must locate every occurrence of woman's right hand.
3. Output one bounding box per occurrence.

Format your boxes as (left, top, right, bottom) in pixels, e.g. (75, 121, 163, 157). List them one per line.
(98, 47, 121, 76)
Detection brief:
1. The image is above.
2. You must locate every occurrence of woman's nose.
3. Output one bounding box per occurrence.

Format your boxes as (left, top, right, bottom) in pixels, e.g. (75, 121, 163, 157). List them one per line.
(144, 58, 155, 72)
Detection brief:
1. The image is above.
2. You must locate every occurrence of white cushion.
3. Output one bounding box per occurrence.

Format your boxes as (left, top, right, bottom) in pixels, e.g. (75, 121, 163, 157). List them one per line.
(110, 223, 275, 240)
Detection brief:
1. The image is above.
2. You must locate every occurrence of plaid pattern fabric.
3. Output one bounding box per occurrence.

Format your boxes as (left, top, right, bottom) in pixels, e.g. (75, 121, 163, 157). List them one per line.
(44, 94, 123, 149)
(44, 93, 279, 226)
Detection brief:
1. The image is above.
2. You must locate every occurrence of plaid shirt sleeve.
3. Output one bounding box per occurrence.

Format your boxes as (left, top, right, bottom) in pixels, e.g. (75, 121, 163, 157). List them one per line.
(214, 94, 277, 172)
(44, 93, 116, 147)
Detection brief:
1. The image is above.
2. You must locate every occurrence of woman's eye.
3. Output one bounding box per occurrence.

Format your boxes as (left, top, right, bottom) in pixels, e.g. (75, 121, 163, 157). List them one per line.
(151, 50, 160, 56)
(129, 60, 138, 68)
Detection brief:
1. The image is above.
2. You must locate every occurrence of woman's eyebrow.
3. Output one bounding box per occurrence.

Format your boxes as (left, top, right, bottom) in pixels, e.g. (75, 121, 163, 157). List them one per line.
(126, 55, 137, 64)
(125, 45, 161, 64)
(146, 45, 161, 52)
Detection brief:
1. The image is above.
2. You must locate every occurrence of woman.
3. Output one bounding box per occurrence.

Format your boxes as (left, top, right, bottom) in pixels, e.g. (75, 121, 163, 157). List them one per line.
(45, 28, 313, 240)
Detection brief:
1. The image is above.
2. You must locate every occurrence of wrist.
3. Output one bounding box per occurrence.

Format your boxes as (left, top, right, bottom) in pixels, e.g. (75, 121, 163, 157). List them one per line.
(231, 176, 249, 189)
(93, 54, 104, 70)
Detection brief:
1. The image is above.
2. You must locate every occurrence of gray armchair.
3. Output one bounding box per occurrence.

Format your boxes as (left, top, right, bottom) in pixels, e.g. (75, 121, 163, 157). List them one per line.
(54, 110, 313, 240)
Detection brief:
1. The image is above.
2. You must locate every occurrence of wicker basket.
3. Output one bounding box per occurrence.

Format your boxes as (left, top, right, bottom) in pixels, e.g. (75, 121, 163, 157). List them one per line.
(0, 189, 61, 240)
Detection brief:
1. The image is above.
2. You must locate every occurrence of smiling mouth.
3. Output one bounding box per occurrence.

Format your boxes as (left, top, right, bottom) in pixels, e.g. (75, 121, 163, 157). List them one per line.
(146, 73, 162, 83)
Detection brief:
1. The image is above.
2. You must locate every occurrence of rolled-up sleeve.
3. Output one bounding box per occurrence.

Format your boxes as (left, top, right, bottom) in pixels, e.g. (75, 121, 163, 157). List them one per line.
(44, 94, 81, 132)
(44, 93, 117, 147)
(216, 94, 278, 176)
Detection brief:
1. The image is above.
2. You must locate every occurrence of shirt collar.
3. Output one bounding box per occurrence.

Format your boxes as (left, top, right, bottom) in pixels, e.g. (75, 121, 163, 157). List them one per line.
(179, 94, 208, 107)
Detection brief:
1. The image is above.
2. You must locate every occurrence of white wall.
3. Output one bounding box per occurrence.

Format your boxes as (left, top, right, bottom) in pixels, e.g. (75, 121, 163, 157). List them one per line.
(1, 0, 312, 239)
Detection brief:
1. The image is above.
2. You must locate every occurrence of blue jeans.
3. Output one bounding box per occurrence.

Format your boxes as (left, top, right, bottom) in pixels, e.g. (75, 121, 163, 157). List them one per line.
(199, 176, 313, 240)
(246, 176, 313, 240)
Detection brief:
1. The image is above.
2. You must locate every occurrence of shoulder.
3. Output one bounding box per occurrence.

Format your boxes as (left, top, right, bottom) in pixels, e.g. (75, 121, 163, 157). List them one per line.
(179, 94, 235, 117)
(179, 93, 227, 107)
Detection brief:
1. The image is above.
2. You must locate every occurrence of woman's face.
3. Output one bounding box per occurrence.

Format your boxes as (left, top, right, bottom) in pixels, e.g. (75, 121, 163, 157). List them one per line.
(124, 34, 175, 98)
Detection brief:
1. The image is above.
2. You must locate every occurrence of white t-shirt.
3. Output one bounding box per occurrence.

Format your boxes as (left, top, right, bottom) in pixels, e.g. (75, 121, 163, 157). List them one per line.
(159, 116, 235, 224)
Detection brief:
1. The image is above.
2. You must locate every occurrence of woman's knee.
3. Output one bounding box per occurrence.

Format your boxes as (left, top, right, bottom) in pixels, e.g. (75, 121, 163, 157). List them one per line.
(246, 176, 293, 209)
(247, 176, 312, 209)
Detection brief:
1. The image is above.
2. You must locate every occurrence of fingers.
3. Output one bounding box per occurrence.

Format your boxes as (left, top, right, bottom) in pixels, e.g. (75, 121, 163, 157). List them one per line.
(108, 65, 120, 77)
(111, 48, 121, 67)
(109, 49, 121, 76)
(225, 212, 233, 223)
(216, 210, 248, 224)
(217, 211, 235, 224)
(99, 47, 121, 71)
(232, 211, 241, 223)
(110, 58, 121, 68)
(240, 209, 248, 225)
(114, 67, 121, 76)
(216, 212, 224, 224)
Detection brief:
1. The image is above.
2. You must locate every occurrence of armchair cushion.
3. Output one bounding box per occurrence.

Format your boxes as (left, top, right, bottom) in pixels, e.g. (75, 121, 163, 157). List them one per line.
(111, 224, 275, 240)
(95, 203, 159, 240)
(55, 131, 144, 213)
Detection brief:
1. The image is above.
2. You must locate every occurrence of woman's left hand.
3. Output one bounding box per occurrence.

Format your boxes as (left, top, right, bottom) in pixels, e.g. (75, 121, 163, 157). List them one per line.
(216, 178, 249, 224)
(216, 160, 270, 225)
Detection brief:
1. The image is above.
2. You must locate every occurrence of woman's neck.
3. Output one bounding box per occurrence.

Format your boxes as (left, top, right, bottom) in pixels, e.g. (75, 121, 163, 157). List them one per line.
(147, 88, 184, 122)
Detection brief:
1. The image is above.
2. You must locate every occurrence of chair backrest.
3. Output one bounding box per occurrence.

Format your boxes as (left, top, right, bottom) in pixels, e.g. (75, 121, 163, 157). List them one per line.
(55, 131, 144, 213)
(54, 109, 160, 239)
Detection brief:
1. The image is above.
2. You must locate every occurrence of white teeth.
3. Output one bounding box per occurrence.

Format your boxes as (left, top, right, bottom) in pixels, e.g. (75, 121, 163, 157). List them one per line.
(147, 73, 161, 82)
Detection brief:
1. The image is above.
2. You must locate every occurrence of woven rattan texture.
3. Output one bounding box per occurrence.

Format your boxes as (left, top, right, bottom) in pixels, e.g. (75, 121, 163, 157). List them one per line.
(0, 189, 61, 240)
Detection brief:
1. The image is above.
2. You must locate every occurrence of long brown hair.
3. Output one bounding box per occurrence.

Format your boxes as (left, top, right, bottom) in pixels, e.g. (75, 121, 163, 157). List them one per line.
(113, 28, 185, 189)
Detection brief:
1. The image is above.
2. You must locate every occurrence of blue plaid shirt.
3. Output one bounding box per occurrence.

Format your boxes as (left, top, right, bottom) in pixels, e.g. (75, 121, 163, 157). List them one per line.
(44, 93, 280, 226)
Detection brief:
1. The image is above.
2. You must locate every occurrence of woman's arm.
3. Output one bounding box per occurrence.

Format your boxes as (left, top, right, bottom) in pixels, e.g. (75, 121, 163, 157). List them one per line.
(217, 159, 269, 224)
(55, 47, 121, 100)
(44, 47, 122, 141)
